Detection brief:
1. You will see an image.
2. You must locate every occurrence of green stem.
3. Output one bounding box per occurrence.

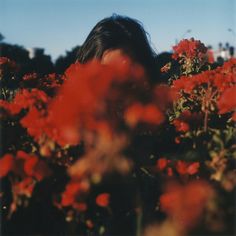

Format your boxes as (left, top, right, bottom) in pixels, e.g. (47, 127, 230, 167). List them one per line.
(135, 167, 143, 236)
(1, 88, 7, 100)
(136, 205, 143, 236)
(203, 84, 212, 132)
(204, 108, 208, 132)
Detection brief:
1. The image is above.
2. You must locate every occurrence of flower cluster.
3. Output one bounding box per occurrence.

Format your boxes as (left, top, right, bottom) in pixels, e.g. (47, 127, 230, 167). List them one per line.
(171, 58, 236, 134)
(156, 157, 200, 177)
(0, 151, 51, 215)
(0, 57, 18, 74)
(160, 180, 213, 230)
(172, 38, 209, 74)
(21, 72, 63, 93)
(172, 38, 208, 61)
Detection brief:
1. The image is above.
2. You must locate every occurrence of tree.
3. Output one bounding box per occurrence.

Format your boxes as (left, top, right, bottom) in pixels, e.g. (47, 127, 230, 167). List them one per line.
(55, 46, 80, 74)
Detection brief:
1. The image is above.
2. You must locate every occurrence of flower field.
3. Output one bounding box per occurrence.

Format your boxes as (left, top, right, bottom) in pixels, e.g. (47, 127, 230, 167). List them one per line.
(0, 39, 236, 236)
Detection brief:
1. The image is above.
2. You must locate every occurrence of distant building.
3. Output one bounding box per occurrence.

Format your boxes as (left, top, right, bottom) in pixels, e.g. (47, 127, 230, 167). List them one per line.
(213, 42, 235, 62)
(27, 47, 45, 59)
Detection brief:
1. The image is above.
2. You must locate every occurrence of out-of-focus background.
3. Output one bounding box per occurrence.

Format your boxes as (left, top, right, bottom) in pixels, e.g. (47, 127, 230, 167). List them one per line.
(0, 0, 235, 73)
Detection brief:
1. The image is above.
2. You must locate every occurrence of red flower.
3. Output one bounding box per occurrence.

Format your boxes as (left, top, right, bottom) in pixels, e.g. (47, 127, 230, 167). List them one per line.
(172, 110, 203, 132)
(0, 100, 21, 115)
(22, 73, 38, 81)
(217, 86, 236, 114)
(47, 62, 114, 146)
(16, 150, 30, 160)
(207, 49, 215, 64)
(143, 104, 164, 125)
(0, 57, 10, 65)
(172, 59, 236, 123)
(232, 111, 236, 121)
(175, 137, 181, 144)
(20, 107, 47, 141)
(24, 155, 38, 176)
(15, 151, 51, 181)
(160, 180, 213, 229)
(40, 73, 62, 90)
(0, 57, 17, 71)
(175, 160, 188, 175)
(14, 89, 49, 109)
(167, 167, 173, 177)
(0, 154, 14, 178)
(124, 103, 143, 128)
(173, 119, 190, 132)
(96, 193, 110, 207)
(0, 88, 50, 116)
(156, 158, 168, 171)
(73, 202, 87, 212)
(61, 182, 82, 207)
(12, 177, 35, 197)
(175, 161, 200, 175)
(221, 58, 236, 72)
(154, 85, 178, 109)
(124, 103, 164, 128)
(187, 162, 200, 175)
(172, 38, 207, 61)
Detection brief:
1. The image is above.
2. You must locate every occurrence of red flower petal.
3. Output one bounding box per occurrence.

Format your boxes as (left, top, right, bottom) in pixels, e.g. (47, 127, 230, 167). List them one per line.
(96, 193, 110, 207)
(0, 154, 14, 178)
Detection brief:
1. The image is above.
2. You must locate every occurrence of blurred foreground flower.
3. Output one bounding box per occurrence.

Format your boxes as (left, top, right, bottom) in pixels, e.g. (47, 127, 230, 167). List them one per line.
(160, 180, 214, 230)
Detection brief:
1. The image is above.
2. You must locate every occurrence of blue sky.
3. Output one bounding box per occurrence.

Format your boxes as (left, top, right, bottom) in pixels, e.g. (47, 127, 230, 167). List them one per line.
(0, 0, 235, 60)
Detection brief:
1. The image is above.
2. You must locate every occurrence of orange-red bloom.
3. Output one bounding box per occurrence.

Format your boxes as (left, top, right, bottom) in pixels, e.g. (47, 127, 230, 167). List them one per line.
(172, 38, 207, 61)
(160, 180, 213, 229)
(175, 161, 200, 175)
(173, 119, 190, 132)
(156, 158, 168, 171)
(0, 154, 14, 178)
(124, 103, 164, 128)
(96, 193, 110, 207)
(61, 182, 82, 207)
(217, 86, 236, 115)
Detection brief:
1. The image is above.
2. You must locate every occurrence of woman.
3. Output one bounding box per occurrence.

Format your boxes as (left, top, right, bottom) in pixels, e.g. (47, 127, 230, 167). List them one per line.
(76, 14, 158, 83)
(75, 15, 163, 235)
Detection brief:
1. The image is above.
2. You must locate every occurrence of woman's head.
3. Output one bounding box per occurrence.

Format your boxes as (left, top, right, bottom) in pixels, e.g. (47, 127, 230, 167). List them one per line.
(76, 14, 158, 81)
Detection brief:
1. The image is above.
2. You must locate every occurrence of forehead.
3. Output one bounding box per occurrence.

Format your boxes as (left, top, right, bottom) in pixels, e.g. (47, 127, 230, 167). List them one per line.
(101, 49, 133, 65)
